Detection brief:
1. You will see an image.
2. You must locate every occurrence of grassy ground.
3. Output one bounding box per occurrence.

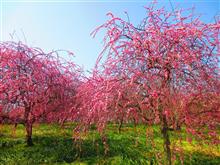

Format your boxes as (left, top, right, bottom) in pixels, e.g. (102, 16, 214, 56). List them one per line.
(0, 123, 219, 165)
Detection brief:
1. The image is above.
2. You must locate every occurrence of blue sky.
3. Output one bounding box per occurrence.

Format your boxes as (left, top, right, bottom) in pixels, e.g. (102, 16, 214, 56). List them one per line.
(1, 0, 219, 73)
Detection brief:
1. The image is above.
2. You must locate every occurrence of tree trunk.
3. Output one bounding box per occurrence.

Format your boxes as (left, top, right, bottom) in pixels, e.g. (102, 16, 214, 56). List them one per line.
(24, 105, 33, 146)
(118, 117, 123, 133)
(25, 121, 33, 146)
(12, 123, 18, 138)
(0, 124, 2, 136)
(176, 123, 181, 131)
(161, 114, 171, 165)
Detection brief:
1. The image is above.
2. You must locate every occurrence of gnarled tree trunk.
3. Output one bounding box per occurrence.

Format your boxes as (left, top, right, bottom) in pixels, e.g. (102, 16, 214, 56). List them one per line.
(25, 121, 33, 146)
(118, 115, 124, 133)
(24, 106, 33, 146)
(161, 113, 171, 165)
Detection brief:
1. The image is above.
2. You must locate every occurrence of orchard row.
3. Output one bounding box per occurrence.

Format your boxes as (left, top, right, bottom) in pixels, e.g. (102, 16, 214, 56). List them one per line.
(0, 3, 219, 164)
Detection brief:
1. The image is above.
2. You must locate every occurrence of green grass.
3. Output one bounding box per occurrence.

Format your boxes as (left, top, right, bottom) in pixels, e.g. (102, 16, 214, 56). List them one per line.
(0, 123, 219, 165)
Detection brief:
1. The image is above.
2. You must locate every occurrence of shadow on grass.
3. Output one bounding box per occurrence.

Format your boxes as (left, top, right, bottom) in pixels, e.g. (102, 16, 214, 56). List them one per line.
(0, 135, 154, 164)
(1, 134, 220, 165)
(182, 152, 220, 165)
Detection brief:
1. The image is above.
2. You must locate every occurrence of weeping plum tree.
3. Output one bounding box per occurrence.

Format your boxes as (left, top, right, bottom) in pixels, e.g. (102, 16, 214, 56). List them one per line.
(73, 75, 118, 132)
(74, 73, 144, 133)
(0, 41, 82, 146)
(88, 3, 220, 164)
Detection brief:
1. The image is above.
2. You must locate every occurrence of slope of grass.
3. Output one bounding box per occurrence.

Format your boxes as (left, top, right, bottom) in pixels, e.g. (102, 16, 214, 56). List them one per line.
(0, 123, 219, 164)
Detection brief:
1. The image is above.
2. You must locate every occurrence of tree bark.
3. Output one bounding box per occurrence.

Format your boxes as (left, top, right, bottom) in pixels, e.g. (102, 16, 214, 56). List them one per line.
(12, 123, 17, 138)
(25, 121, 33, 146)
(176, 123, 181, 131)
(161, 114, 171, 165)
(118, 117, 123, 133)
(24, 106, 33, 146)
